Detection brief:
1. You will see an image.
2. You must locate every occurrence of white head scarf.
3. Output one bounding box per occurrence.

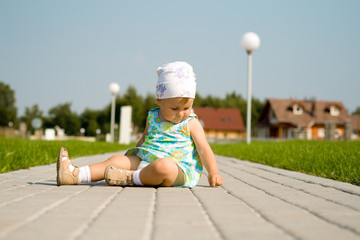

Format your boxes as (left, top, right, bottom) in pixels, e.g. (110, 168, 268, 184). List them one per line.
(155, 61, 196, 99)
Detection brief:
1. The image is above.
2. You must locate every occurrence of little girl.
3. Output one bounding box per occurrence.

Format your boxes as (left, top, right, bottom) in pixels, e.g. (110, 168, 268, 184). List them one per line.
(57, 61, 223, 188)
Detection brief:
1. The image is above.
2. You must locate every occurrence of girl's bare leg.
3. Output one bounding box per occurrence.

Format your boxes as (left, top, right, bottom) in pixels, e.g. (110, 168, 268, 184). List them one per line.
(89, 155, 141, 182)
(140, 158, 185, 187)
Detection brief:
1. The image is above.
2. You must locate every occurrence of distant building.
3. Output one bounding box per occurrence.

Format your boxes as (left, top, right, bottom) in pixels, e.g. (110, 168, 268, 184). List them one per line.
(193, 107, 245, 140)
(257, 98, 352, 140)
(350, 115, 360, 139)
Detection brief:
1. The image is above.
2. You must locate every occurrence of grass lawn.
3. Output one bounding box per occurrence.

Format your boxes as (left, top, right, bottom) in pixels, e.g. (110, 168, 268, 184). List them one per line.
(0, 138, 134, 174)
(211, 140, 360, 186)
(2, 138, 360, 186)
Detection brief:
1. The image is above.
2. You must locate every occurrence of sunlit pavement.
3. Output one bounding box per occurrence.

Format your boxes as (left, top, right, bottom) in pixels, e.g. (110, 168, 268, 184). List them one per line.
(1, 152, 360, 240)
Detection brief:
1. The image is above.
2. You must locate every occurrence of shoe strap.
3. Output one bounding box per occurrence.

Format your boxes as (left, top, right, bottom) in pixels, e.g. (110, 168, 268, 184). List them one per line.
(72, 167, 80, 177)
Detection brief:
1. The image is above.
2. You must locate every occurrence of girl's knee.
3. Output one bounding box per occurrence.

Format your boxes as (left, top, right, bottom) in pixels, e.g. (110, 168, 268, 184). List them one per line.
(105, 155, 141, 170)
(152, 158, 177, 176)
(106, 155, 122, 164)
(105, 155, 129, 167)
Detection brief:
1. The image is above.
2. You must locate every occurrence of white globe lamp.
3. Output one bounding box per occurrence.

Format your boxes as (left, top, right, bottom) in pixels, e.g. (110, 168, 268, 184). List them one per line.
(241, 32, 261, 53)
(109, 82, 120, 95)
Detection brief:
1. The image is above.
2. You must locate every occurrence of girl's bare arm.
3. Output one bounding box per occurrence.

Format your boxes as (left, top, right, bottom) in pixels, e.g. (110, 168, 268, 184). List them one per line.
(189, 118, 223, 187)
(136, 123, 149, 147)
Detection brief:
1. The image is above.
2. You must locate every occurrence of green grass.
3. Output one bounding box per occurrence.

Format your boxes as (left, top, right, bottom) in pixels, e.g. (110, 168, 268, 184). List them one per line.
(211, 140, 360, 186)
(2, 138, 360, 186)
(0, 138, 134, 173)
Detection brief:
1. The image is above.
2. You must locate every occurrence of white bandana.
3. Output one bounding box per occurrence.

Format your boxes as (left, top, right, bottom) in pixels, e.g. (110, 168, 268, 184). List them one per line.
(155, 61, 196, 99)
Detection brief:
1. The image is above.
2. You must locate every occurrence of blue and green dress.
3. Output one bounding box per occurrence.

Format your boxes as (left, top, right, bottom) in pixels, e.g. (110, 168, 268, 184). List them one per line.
(125, 108, 203, 188)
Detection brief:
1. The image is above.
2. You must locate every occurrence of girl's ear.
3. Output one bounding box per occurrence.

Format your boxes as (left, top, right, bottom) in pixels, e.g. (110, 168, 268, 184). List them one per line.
(155, 99, 161, 106)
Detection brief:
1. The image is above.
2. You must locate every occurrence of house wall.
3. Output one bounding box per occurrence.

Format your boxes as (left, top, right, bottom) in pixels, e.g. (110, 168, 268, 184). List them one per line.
(204, 129, 245, 139)
(258, 127, 269, 138)
(0, 127, 16, 138)
(270, 124, 297, 139)
(335, 127, 345, 140)
(259, 124, 347, 141)
(310, 125, 345, 140)
(354, 131, 360, 139)
(310, 126, 324, 140)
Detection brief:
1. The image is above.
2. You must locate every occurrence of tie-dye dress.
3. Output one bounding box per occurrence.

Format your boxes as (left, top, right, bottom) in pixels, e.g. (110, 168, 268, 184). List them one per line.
(125, 108, 203, 188)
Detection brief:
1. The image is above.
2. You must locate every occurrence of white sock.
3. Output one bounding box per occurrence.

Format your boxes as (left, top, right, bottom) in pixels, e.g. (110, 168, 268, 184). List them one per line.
(133, 170, 144, 186)
(78, 166, 91, 184)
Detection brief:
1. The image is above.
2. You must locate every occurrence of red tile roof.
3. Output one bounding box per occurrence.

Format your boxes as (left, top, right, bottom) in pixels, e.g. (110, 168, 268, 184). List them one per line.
(193, 107, 245, 131)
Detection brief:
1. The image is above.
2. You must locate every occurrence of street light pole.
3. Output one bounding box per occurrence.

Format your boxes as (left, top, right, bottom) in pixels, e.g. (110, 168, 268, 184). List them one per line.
(241, 32, 260, 144)
(109, 83, 120, 143)
(246, 50, 253, 144)
(110, 94, 116, 142)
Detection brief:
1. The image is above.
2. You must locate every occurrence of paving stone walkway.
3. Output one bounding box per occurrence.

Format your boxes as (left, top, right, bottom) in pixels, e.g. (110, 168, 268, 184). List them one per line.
(1, 152, 360, 240)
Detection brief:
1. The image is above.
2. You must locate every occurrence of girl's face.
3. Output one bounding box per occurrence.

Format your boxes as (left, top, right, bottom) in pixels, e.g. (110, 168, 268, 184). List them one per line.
(156, 97, 194, 124)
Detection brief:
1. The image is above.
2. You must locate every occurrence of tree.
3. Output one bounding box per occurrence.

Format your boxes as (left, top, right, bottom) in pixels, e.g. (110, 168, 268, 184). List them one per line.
(20, 104, 43, 133)
(0, 82, 17, 126)
(142, 93, 157, 129)
(193, 93, 224, 108)
(39, 87, 266, 138)
(99, 86, 148, 136)
(353, 106, 360, 115)
(48, 103, 80, 136)
(95, 109, 110, 137)
(251, 97, 266, 135)
(80, 109, 100, 136)
(224, 92, 247, 121)
(121, 86, 146, 131)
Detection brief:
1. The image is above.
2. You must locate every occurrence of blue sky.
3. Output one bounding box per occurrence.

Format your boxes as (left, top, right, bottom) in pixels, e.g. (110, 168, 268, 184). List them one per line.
(1, 0, 359, 116)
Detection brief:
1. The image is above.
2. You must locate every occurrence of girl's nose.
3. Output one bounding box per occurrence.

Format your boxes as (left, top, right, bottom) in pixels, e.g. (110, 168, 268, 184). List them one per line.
(177, 111, 184, 117)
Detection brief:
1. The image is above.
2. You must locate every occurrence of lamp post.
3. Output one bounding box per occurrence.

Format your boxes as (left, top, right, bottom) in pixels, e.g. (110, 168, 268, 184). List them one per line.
(241, 32, 260, 144)
(109, 83, 120, 143)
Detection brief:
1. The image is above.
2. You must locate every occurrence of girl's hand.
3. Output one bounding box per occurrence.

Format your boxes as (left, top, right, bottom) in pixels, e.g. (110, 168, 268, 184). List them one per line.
(208, 173, 223, 187)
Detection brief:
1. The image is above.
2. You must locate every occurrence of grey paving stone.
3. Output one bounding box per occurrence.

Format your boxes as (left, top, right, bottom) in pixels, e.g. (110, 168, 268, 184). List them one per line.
(152, 187, 221, 240)
(1, 152, 360, 240)
(80, 187, 155, 240)
(221, 174, 359, 239)
(192, 185, 293, 240)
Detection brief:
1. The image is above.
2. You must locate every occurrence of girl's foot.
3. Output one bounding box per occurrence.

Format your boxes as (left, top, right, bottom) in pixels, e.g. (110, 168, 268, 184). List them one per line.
(104, 165, 134, 186)
(57, 147, 80, 186)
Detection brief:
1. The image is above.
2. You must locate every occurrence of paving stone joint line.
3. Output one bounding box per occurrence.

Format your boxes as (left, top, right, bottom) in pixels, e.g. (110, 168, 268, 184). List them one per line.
(219, 168, 360, 237)
(190, 188, 225, 240)
(220, 161, 360, 212)
(224, 157, 360, 197)
(2, 153, 360, 240)
(149, 189, 158, 240)
(71, 187, 122, 240)
(0, 186, 90, 239)
(142, 189, 156, 240)
(218, 177, 299, 240)
(203, 166, 297, 239)
(0, 185, 56, 208)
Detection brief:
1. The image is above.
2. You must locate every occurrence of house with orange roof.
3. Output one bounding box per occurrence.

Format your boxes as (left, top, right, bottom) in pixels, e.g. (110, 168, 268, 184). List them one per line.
(193, 107, 245, 140)
(257, 98, 353, 140)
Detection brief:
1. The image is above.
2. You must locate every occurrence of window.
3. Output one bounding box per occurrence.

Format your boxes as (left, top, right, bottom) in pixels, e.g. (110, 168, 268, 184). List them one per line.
(270, 109, 276, 119)
(330, 106, 340, 116)
(289, 129, 295, 139)
(270, 109, 278, 124)
(318, 128, 325, 138)
(293, 104, 303, 115)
